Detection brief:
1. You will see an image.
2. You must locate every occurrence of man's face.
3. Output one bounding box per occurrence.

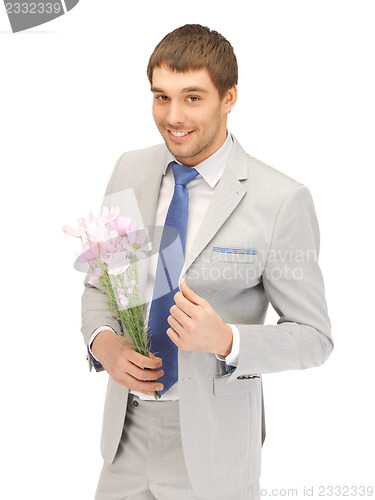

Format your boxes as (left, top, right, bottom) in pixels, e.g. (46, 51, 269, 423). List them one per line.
(151, 66, 237, 167)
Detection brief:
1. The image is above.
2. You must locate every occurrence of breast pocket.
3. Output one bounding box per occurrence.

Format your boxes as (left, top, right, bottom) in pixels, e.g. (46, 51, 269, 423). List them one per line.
(211, 246, 259, 264)
(208, 246, 262, 289)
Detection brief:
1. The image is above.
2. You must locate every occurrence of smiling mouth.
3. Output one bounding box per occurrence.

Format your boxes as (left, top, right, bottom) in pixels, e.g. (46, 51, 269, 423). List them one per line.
(167, 129, 194, 142)
(169, 130, 190, 137)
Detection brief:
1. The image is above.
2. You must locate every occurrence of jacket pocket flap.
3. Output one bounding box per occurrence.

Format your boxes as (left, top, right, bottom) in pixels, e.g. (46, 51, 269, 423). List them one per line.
(213, 374, 260, 396)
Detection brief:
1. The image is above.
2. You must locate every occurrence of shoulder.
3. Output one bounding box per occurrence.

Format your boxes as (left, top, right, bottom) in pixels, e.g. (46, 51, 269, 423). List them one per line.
(231, 134, 307, 200)
(103, 142, 167, 197)
(230, 135, 316, 222)
(115, 142, 167, 170)
(105, 143, 167, 192)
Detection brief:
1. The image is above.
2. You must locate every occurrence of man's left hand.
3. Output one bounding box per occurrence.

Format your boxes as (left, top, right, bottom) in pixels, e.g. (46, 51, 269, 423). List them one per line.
(167, 279, 233, 356)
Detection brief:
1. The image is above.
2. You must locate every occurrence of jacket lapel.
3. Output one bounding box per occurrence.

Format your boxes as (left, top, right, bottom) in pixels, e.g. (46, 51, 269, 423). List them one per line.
(181, 135, 248, 279)
(138, 147, 167, 229)
(136, 136, 249, 281)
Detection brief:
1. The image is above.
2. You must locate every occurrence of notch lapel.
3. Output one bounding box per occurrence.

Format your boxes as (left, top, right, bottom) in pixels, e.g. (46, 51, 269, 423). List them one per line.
(180, 137, 249, 279)
(138, 147, 167, 229)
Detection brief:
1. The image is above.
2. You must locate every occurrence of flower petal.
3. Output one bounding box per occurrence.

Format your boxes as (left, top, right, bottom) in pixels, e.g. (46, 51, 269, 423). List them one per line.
(62, 224, 81, 238)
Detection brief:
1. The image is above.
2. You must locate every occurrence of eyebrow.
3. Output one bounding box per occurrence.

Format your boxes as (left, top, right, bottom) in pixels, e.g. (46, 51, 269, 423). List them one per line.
(151, 86, 208, 94)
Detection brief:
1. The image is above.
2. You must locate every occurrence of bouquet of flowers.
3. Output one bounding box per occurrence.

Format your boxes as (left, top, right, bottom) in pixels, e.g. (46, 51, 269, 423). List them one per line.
(63, 206, 161, 399)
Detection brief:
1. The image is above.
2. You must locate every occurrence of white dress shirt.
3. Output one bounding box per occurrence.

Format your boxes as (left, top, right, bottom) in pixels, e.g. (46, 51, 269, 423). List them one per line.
(89, 131, 240, 400)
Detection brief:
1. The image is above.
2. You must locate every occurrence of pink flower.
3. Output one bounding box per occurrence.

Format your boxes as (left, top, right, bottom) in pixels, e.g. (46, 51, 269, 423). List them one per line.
(118, 293, 129, 307)
(63, 207, 121, 242)
(84, 207, 119, 226)
(88, 266, 102, 285)
(124, 228, 152, 260)
(76, 241, 100, 263)
(110, 216, 136, 237)
(107, 252, 130, 276)
(101, 206, 120, 224)
(74, 207, 120, 243)
(101, 235, 125, 255)
(62, 224, 85, 238)
(84, 221, 110, 243)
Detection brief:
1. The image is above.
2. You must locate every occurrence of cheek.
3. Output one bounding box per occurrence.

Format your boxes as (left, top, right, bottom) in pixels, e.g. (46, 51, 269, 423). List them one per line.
(195, 105, 220, 129)
(152, 104, 163, 124)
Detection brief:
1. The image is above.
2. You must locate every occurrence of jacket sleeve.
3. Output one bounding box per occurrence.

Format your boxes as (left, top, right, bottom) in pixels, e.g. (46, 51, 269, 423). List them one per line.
(228, 184, 333, 381)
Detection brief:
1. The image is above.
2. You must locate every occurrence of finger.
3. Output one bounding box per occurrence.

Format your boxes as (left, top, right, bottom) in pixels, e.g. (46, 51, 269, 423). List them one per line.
(170, 304, 192, 327)
(127, 362, 164, 382)
(167, 314, 184, 334)
(150, 352, 162, 361)
(167, 327, 182, 348)
(179, 278, 205, 306)
(173, 292, 197, 318)
(130, 351, 163, 369)
(122, 372, 164, 394)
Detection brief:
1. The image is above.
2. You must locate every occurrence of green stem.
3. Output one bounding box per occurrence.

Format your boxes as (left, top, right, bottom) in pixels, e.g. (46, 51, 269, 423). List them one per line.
(95, 250, 161, 400)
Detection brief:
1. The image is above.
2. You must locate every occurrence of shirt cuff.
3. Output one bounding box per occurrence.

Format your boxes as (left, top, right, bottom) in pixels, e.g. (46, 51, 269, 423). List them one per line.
(88, 326, 116, 362)
(215, 324, 240, 366)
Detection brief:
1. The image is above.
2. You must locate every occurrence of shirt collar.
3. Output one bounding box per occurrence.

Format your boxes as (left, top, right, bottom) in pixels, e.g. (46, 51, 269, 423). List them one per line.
(164, 131, 233, 189)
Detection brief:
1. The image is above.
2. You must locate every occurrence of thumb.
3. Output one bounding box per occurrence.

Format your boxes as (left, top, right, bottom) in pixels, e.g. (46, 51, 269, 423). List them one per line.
(149, 352, 163, 363)
(180, 278, 203, 305)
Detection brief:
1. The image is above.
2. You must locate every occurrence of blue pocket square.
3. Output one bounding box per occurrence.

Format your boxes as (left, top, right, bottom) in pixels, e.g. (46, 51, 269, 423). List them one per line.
(213, 247, 258, 255)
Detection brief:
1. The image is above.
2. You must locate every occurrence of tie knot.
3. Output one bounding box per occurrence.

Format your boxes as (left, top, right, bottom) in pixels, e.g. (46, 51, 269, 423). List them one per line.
(170, 161, 199, 187)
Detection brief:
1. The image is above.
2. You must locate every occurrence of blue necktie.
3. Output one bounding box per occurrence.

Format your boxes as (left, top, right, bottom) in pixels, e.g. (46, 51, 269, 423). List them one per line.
(148, 161, 199, 395)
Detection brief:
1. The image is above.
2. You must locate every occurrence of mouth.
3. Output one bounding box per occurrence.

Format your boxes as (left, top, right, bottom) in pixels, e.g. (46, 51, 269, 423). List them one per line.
(167, 129, 194, 143)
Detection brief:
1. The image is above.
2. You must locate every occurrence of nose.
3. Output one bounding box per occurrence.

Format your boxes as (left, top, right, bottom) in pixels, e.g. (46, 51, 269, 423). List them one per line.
(166, 101, 185, 127)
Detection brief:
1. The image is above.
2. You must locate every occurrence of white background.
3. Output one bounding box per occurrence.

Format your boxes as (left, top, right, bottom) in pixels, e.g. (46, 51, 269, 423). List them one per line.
(1, 1, 374, 498)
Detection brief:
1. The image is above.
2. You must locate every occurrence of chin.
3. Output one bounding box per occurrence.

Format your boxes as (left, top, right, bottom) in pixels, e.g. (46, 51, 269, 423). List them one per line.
(165, 140, 188, 155)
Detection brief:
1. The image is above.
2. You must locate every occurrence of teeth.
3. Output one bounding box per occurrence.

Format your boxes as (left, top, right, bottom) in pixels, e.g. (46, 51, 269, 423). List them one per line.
(170, 130, 189, 137)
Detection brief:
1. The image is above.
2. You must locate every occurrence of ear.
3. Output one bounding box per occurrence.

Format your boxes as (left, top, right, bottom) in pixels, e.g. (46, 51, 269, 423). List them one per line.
(223, 85, 238, 113)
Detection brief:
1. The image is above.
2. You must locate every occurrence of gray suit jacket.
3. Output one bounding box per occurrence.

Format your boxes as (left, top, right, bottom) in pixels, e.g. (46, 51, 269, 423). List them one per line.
(81, 134, 333, 498)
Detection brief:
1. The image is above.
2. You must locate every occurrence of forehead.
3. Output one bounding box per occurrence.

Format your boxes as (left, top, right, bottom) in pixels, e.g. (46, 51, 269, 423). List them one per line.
(151, 65, 217, 94)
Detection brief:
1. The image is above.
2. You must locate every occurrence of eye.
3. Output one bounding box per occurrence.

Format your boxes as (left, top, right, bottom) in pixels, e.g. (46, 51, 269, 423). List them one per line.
(155, 95, 169, 101)
(187, 96, 199, 102)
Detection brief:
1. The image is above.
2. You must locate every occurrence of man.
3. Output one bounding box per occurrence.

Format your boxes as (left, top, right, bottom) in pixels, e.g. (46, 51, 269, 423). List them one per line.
(81, 24, 333, 500)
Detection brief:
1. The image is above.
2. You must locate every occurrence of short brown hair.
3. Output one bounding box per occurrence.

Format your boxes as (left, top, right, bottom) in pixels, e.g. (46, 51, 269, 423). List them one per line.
(147, 24, 238, 98)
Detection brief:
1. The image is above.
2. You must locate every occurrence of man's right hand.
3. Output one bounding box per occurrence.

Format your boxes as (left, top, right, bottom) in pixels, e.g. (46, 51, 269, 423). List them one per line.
(91, 330, 164, 396)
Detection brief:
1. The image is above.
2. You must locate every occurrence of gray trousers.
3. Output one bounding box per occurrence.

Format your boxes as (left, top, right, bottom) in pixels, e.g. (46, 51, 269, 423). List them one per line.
(95, 393, 260, 500)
